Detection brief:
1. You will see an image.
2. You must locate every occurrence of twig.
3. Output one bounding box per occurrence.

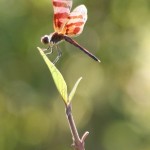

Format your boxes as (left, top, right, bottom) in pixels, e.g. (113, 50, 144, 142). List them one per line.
(66, 104, 89, 150)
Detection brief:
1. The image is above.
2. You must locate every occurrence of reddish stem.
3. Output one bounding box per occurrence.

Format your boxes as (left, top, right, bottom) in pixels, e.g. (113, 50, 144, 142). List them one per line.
(65, 104, 89, 150)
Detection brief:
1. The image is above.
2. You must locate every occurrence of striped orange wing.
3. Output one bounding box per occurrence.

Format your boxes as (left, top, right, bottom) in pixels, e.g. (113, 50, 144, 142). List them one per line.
(63, 5, 87, 36)
(53, 0, 72, 32)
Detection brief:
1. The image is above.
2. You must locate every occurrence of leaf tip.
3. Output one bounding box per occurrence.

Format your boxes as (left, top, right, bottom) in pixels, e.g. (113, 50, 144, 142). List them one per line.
(37, 46, 40, 49)
(79, 77, 83, 81)
(68, 76, 83, 104)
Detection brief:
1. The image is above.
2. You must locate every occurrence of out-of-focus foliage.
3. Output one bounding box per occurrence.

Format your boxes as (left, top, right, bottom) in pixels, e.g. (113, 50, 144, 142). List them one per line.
(0, 0, 150, 150)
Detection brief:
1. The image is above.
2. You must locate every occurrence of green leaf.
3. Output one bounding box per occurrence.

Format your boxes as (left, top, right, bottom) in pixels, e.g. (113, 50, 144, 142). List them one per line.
(68, 77, 82, 104)
(37, 47, 68, 104)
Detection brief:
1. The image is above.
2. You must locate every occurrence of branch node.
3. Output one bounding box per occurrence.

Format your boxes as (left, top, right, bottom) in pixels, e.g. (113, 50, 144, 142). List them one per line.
(81, 131, 89, 143)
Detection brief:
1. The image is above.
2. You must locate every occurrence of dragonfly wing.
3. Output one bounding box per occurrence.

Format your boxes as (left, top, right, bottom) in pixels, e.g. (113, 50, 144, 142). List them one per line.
(63, 5, 87, 36)
(52, 0, 73, 32)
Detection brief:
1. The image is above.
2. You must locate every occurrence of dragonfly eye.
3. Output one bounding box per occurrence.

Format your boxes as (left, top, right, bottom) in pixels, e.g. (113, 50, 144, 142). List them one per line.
(41, 35, 50, 44)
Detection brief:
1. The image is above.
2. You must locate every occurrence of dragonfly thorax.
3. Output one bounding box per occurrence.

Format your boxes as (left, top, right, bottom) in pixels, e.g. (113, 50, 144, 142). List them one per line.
(41, 32, 64, 47)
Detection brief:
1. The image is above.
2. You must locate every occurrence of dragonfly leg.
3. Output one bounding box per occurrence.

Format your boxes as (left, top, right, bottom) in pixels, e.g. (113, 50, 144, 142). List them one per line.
(45, 46, 53, 55)
(42, 46, 50, 52)
(53, 45, 62, 64)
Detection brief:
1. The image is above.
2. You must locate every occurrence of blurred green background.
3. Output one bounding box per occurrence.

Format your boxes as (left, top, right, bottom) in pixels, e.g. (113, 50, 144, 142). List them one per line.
(0, 0, 150, 150)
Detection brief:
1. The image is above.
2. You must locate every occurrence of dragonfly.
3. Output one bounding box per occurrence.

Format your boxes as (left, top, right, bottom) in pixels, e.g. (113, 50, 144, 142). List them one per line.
(41, 0, 100, 63)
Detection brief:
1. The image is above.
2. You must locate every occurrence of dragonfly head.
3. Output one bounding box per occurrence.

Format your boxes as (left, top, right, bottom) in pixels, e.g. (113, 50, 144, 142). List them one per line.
(41, 33, 54, 47)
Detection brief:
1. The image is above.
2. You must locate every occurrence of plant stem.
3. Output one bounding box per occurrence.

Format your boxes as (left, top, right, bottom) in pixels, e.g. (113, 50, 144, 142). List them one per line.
(66, 104, 89, 150)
